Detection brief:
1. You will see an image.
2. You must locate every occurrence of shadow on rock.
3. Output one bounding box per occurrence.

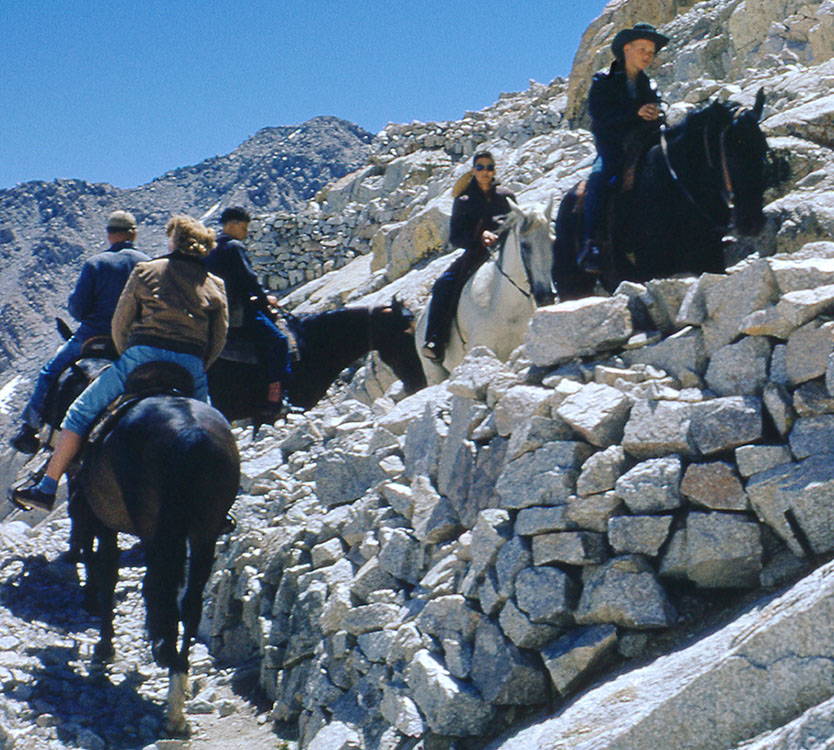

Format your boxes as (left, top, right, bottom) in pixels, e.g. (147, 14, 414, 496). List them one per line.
(19, 642, 165, 749)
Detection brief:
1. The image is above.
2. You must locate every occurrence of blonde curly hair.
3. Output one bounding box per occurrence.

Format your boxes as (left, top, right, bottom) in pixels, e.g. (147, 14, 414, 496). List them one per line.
(165, 214, 215, 258)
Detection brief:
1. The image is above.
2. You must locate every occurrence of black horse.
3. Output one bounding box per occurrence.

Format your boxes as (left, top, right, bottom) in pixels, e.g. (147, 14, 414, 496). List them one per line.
(554, 88, 769, 299)
(38, 361, 240, 737)
(208, 297, 427, 421)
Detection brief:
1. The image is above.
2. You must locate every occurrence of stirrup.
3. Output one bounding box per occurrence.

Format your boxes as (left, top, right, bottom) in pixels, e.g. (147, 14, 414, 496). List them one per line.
(422, 341, 443, 361)
(578, 241, 604, 275)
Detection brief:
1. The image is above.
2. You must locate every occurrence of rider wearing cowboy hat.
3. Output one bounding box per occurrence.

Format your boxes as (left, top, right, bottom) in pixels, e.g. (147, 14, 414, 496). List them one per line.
(580, 22, 670, 273)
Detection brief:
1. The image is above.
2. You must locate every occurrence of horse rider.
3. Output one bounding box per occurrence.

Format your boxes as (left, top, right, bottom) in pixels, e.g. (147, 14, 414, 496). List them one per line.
(9, 210, 150, 454)
(422, 151, 516, 362)
(580, 22, 670, 273)
(13, 215, 228, 512)
(205, 206, 290, 416)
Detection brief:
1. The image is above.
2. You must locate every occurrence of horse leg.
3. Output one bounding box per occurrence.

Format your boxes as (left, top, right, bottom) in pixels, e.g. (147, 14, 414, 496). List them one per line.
(554, 188, 597, 300)
(179, 538, 217, 653)
(66, 492, 99, 612)
(92, 529, 119, 661)
(64, 488, 91, 565)
(166, 671, 190, 738)
(142, 533, 187, 672)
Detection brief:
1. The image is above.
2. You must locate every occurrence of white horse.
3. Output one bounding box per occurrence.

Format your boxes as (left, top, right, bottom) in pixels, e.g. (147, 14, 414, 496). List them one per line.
(415, 199, 556, 385)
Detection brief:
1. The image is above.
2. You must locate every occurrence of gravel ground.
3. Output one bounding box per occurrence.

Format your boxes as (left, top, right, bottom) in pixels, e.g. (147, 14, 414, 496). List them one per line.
(0, 505, 294, 750)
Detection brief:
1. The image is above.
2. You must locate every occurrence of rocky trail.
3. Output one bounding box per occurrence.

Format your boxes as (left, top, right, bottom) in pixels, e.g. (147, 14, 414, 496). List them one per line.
(0, 505, 293, 750)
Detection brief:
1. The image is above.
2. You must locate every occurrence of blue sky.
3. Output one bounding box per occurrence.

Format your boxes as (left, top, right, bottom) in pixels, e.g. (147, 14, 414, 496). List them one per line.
(1, 0, 608, 190)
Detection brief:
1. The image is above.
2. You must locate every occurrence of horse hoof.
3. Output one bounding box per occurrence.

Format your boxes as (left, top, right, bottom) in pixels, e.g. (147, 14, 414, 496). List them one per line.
(60, 547, 83, 564)
(93, 641, 115, 662)
(163, 718, 191, 739)
(152, 639, 176, 670)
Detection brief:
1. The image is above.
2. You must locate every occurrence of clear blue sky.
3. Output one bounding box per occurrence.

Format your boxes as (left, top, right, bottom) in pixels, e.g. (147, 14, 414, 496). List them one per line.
(1, 0, 608, 190)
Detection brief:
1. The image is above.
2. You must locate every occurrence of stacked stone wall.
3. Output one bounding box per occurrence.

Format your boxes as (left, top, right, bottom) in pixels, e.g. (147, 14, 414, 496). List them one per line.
(203, 240, 834, 748)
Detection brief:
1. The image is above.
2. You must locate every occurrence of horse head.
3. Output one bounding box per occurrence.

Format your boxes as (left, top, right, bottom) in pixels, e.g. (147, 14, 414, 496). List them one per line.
(502, 199, 557, 307)
(712, 88, 769, 236)
(369, 297, 427, 394)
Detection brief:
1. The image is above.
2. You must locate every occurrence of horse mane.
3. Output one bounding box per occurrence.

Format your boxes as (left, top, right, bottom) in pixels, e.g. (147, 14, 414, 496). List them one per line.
(664, 98, 742, 144)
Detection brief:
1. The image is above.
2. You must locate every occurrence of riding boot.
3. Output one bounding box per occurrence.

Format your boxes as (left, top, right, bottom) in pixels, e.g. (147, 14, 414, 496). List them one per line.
(577, 240, 604, 275)
(10, 423, 40, 454)
(422, 339, 443, 361)
(253, 381, 285, 426)
(12, 475, 58, 512)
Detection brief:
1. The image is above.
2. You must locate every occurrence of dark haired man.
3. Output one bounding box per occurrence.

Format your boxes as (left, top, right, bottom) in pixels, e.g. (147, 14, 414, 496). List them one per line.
(580, 22, 670, 273)
(10, 210, 149, 454)
(422, 151, 516, 362)
(204, 206, 290, 414)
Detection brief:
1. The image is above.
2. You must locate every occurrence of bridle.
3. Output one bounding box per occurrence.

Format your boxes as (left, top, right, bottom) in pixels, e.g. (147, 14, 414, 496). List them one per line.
(659, 106, 744, 233)
(489, 217, 535, 300)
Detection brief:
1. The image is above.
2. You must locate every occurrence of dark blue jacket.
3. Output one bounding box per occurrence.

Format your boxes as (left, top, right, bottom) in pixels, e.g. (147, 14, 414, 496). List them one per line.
(67, 241, 150, 334)
(204, 233, 269, 317)
(589, 60, 661, 167)
(450, 179, 516, 256)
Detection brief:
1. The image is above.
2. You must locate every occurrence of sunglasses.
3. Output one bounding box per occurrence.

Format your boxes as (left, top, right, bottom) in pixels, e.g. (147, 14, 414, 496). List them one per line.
(474, 164, 495, 171)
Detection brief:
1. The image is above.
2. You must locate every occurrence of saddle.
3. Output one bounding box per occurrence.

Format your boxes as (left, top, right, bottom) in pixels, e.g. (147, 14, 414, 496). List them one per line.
(85, 362, 196, 448)
(17, 362, 197, 499)
(218, 311, 301, 366)
(619, 124, 661, 193)
(80, 335, 119, 360)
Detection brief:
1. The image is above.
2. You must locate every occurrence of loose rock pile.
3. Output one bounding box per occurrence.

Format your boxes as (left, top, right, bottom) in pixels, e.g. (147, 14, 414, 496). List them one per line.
(197, 236, 834, 748)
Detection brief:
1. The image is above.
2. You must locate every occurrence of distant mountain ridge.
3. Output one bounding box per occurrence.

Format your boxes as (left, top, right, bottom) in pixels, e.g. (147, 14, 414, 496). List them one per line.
(0, 115, 373, 379)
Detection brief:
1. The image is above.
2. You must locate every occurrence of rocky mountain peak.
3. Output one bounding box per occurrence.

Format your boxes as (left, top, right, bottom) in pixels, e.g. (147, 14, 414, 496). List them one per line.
(7, 1, 834, 748)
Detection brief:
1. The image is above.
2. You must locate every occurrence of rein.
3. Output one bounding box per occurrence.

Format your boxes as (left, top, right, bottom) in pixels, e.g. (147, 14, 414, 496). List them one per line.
(660, 121, 733, 235)
(490, 221, 533, 300)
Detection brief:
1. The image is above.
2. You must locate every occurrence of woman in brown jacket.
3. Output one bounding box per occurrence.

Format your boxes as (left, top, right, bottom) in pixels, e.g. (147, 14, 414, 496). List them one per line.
(14, 215, 229, 511)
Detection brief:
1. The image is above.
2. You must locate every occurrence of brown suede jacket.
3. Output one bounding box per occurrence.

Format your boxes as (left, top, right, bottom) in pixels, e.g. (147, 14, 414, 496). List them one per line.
(111, 254, 229, 368)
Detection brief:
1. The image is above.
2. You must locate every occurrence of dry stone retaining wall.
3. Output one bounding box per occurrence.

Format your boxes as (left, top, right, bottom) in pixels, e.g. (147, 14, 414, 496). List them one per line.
(202, 240, 834, 749)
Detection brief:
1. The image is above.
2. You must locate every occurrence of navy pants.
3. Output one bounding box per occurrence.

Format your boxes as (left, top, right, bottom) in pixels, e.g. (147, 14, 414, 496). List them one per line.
(424, 247, 488, 349)
(583, 155, 617, 244)
(247, 310, 291, 383)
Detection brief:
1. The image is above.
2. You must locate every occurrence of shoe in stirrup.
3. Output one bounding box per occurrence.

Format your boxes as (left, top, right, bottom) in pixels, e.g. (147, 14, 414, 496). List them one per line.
(11, 483, 56, 512)
(422, 340, 443, 362)
(578, 240, 604, 275)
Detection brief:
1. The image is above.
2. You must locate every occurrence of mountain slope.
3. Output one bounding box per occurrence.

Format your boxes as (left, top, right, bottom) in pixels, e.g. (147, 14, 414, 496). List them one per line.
(0, 115, 373, 380)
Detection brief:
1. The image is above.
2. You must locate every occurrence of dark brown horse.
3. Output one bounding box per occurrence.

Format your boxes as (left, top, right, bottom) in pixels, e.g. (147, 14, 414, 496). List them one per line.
(48, 362, 240, 737)
(208, 297, 426, 420)
(554, 89, 770, 299)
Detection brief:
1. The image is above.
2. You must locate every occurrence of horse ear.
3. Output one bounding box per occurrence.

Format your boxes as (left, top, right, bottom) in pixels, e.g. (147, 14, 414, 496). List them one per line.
(545, 195, 555, 222)
(753, 88, 765, 120)
(505, 199, 524, 228)
(707, 99, 731, 134)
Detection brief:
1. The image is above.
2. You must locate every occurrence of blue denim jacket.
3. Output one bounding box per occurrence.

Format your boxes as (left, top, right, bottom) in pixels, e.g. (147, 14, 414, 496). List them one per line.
(68, 241, 150, 333)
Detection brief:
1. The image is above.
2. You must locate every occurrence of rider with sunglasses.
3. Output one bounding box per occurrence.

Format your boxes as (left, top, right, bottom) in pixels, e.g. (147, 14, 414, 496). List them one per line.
(422, 151, 516, 362)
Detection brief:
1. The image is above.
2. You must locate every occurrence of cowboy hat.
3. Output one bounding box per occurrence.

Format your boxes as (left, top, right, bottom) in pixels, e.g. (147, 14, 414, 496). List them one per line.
(611, 22, 670, 59)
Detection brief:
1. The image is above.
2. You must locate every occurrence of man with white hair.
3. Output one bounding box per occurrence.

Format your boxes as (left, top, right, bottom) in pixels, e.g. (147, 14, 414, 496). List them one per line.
(10, 210, 149, 453)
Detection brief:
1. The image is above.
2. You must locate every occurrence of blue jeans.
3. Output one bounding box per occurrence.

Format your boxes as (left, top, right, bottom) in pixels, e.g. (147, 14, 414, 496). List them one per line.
(584, 155, 616, 244)
(61, 345, 208, 435)
(246, 309, 290, 383)
(21, 327, 94, 428)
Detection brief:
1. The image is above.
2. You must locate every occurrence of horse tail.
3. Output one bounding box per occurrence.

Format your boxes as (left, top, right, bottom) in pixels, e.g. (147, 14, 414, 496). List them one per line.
(143, 413, 239, 667)
(553, 184, 595, 300)
(159, 419, 239, 543)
